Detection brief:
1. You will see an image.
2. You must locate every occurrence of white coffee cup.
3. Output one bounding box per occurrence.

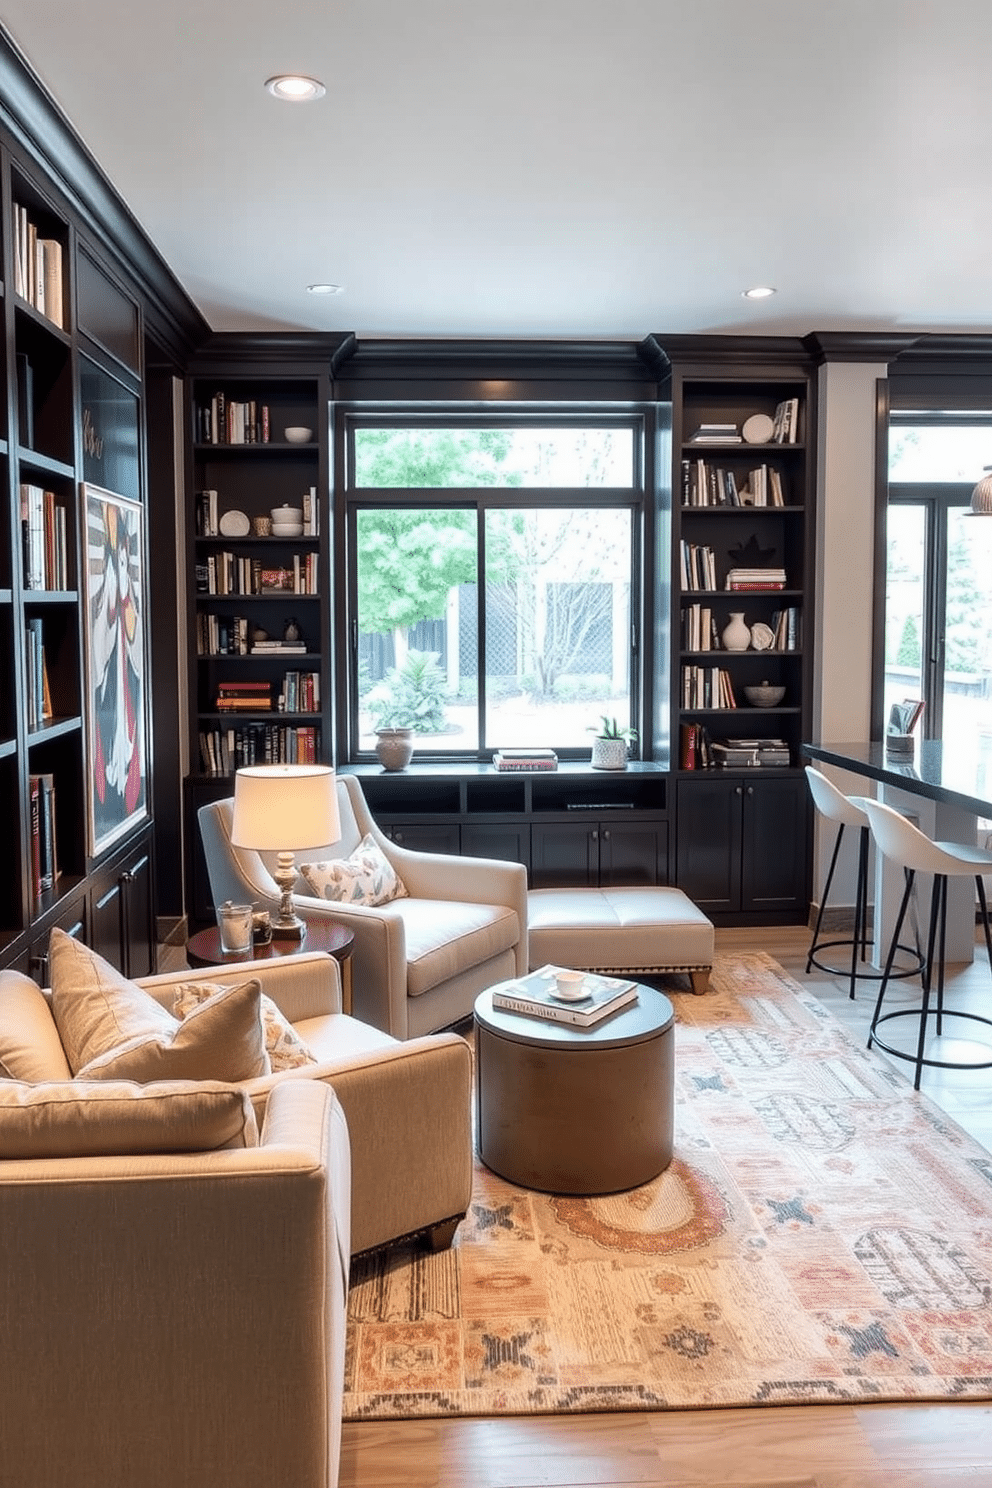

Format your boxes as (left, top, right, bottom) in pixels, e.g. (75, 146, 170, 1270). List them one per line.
(554, 969, 586, 998)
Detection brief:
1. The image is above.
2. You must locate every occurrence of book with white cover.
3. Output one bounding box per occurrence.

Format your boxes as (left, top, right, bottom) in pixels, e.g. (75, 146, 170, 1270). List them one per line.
(491, 965, 637, 1028)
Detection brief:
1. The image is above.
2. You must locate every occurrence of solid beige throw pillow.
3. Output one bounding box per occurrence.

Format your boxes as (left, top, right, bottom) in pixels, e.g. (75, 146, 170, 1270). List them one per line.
(172, 981, 317, 1071)
(48, 928, 269, 1083)
(0, 1079, 259, 1158)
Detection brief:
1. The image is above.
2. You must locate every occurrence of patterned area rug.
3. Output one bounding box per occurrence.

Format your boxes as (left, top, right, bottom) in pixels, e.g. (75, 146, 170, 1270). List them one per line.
(343, 951, 992, 1419)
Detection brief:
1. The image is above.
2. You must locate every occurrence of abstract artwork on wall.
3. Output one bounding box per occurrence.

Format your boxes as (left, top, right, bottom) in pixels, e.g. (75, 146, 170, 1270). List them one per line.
(81, 482, 148, 855)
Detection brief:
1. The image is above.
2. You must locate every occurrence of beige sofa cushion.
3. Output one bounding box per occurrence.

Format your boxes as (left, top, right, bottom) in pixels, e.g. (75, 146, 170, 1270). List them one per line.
(173, 980, 317, 1071)
(0, 972, 71, 1082)
(395, 899, 520, 997)
(49, 929, 268, 1083)
(0, 1079, 259, 1158)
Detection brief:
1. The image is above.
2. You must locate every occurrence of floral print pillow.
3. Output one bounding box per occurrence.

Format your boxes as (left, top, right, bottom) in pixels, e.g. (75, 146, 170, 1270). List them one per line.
(300, 834, 408, 907)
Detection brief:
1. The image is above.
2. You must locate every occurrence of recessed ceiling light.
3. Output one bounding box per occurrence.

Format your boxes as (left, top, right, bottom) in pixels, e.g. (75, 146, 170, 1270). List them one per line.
(264, 74, 326, 102)
(306, 283, 343, 295)
(742, 286, 776, 300)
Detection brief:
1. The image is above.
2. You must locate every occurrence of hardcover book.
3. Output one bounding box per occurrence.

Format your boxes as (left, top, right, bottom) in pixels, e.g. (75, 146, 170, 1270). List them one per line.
(491, 965, 637, 1027)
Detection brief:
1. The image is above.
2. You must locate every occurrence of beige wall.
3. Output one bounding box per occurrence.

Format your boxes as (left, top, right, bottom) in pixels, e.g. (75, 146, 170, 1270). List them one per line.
(810, 360, 888, 905)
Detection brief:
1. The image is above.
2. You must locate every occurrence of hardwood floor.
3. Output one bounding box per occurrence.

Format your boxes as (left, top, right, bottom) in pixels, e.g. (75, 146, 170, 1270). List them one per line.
(336, 924, 992, 1488)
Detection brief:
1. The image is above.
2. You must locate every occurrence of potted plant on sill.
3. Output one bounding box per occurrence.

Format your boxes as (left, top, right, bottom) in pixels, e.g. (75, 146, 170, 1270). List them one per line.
(589, 716, 638, 771)
(365, 650, 448, 771)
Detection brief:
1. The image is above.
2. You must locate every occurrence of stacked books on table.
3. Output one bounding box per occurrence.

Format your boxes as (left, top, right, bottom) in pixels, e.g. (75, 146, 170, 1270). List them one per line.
(491, 965, 638, 1028)
(492, 748, 558, 772)
(688, 422, 741, 444)
(711, 737, 791, 767)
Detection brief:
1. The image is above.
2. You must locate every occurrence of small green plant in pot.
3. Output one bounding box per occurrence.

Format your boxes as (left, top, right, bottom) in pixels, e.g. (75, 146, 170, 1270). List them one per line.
(589, 715, 638, 771)
(366, 650, 449, 770)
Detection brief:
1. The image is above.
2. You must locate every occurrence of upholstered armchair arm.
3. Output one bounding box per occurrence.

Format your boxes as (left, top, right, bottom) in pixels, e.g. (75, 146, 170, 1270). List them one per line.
(0, 1080, 350, 1488)
(137, 949, 343, 1021)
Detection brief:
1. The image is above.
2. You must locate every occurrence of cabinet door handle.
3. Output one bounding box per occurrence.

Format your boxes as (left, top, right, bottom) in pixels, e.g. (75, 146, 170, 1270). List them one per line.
(602, 829, 610, 840)
(591, 829, 599, 841)
(735, 786, 743, 796)
(746, 786, 754, 796)
(394, 831, 403, 843)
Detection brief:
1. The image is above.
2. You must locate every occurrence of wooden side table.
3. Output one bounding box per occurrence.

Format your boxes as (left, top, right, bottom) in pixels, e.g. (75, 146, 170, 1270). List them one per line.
(186, 921, 356, 1015)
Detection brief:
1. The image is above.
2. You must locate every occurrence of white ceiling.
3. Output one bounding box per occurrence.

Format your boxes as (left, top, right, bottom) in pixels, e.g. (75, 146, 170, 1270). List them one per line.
(3, 0, 992, 342)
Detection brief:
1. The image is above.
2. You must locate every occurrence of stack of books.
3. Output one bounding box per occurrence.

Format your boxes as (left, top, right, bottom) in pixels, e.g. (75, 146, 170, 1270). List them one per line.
(688, 422, 741, 444)
(493, 748, 558, 772)
(491, 966, 638, 1028)
(772, 398, 800, 444)
(215, 680, 273, 713)
(711, 737, 790, 767)
(725, 567, 787, 591)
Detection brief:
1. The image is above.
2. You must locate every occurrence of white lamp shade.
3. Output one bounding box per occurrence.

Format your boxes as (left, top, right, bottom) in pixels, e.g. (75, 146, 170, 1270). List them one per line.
(230, 765, 341, 851)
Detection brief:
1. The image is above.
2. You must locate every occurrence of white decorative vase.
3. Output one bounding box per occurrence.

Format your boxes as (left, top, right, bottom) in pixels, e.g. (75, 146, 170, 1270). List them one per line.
(591, 737, 629, 771)
(721, 612, 751, 652)
(374, 728, 415, 771)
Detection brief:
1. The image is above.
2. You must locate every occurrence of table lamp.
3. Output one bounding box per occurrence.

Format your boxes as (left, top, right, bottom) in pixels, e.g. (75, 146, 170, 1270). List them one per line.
(230, 764, 341, 939)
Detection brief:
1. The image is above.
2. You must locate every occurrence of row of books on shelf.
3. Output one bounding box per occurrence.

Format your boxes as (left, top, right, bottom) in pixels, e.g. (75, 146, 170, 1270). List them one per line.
(213, 673, 320, 714)
(20, 484, 69, 590)
(681, 665, 738, 710)
(12, 204, 64, 328)
(492, 748, 558, 772)
(25, 618, 53, 729)
(195, 553, 319, 596)
(195, 396, 271, 445)
(681, 459, 786, 508)
(680, 603, 800, 652)
(198, 724, 321, 776)
(195, 488, 320, 538)
(196, 614, 309, 657)
(680, 541, 717, 591)
(29, 771, 59, 898)
(680, 724, 791, 770)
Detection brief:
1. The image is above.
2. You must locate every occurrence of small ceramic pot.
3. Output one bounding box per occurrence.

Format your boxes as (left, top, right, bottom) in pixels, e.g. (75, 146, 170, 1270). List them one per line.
(374, 728, 415, 771)
(591, 736, 628, 771)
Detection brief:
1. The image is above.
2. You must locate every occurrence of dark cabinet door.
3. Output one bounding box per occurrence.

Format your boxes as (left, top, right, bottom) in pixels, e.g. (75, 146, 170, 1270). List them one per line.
(675, 777, 744, 913)
(599, 821, 668, 886)
(530, 823, 599, 888)
(741, 776, 808, 915)
(382, 822, 461, 855)
(89, 837, 156, 979)
(461, 822, 531, 868)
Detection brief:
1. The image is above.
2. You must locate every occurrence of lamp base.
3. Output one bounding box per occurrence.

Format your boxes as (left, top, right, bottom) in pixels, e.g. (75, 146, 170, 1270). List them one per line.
(271, 915, 306, 941)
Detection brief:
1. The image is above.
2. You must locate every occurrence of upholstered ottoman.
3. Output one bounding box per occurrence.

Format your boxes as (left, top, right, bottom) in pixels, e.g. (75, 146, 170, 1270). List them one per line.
(527, 886, 714, 995)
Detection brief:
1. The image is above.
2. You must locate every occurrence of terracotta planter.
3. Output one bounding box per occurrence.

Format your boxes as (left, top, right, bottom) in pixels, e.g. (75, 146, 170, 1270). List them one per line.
(374, 728, 415, 771)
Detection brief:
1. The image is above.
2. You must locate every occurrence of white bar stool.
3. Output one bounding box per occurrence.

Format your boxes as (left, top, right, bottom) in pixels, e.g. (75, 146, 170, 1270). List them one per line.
(862, 798, 992, 1090)
(804, 766, 921, 1000)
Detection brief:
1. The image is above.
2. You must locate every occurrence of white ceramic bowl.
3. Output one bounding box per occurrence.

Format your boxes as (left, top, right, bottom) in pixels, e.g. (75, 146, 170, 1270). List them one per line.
(284, 427, 312, 444)
(270, 506, 303, 523)
(272, 525, 303, 538)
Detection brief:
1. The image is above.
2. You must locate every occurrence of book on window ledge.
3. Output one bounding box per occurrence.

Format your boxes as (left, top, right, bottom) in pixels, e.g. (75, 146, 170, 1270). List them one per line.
(491, 965, 638, 1028)
(492, 748, 558, 772)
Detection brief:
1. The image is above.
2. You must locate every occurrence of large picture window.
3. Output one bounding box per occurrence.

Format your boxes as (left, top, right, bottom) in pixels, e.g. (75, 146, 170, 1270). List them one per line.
(345, 418, 643, 760)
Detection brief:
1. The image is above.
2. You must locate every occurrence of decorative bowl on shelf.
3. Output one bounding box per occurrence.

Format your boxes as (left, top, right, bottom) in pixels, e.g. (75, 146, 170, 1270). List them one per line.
(743, 683, 786, 708)
(284, 426, 313, 444)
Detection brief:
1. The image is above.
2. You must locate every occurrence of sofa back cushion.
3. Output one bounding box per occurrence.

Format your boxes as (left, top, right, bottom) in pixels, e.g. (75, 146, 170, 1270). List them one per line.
(0, 1079, 259, 1158)
(0, 972, 71, 1082)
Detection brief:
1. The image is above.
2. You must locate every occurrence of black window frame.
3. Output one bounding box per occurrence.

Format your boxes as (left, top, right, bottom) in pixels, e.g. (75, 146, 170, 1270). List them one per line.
(336, 405, 653, 764)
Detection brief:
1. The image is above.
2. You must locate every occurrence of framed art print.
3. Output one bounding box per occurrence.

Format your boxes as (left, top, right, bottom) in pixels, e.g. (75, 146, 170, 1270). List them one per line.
(81, 482, 148, 855)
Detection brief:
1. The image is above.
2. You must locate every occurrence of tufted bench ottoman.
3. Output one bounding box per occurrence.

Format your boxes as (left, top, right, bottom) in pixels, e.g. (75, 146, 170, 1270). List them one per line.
(527, 885, 714, 995)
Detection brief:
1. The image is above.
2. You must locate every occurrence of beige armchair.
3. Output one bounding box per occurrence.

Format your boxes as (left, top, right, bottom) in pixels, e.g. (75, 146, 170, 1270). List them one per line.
(198, 773, 528, 1039)
(0, 950, 473, 1257)
(0, 1078, 350, 1488)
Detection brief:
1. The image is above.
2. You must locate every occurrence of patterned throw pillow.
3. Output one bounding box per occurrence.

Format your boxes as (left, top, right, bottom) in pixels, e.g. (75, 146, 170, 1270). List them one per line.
(173, 981, 318, 1072)
(300, 833, 407, 907)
